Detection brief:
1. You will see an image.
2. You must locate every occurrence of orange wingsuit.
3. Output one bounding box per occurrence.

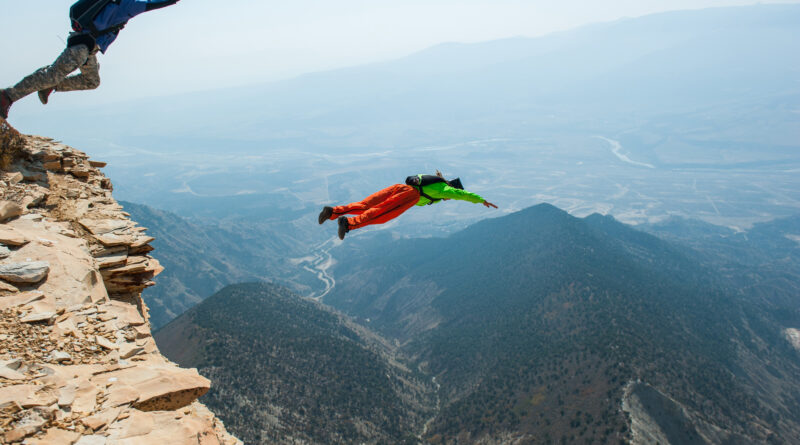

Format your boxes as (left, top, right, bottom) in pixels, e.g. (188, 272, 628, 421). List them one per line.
(320, 174, 496, 240)
(327, 184, 420, 230)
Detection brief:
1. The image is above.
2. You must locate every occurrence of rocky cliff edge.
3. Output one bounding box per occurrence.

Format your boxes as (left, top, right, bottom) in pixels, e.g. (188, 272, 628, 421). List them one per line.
(0, 121, 241, 445)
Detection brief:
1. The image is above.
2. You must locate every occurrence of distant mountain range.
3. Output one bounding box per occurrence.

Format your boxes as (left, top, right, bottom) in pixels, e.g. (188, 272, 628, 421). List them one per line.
(643, 213, 800, 272)
(17, 4, 798, 237)
(155, 282, 431, 444)
(24, 4, 800, 160)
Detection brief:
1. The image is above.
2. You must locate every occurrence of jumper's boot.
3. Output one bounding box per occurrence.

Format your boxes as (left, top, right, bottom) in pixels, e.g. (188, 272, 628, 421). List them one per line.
(318, 206, 334, 224)
(337, 217, 350, 240)
(0, 90, 12, 120)
(38, 88, 54, 105)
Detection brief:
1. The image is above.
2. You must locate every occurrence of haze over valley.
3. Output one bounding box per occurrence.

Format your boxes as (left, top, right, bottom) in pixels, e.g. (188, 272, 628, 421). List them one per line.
(14, 6, 796, 241)
(2, 4, 798, 444)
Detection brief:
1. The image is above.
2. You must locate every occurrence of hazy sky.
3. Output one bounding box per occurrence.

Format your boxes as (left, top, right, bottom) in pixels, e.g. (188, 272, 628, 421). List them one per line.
(2, 0, 799, 105)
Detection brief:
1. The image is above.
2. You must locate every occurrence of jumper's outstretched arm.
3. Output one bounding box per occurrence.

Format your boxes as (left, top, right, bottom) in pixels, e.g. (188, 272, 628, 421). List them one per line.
(145, 0, 181, 11)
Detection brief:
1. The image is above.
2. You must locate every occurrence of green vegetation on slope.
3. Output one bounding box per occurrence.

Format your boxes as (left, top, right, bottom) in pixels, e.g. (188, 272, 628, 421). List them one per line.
(155, 282, 431, 444)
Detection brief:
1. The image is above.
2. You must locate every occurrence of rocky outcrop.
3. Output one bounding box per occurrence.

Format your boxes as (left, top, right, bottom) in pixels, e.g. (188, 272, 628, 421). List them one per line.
(621, 381, 754, 445)
(0, 125, 240, 445)
(785, 328, 800, 352)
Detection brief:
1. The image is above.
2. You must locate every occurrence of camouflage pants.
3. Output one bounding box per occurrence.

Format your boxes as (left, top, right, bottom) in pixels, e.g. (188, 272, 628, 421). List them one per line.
(5, 44, 100, 103)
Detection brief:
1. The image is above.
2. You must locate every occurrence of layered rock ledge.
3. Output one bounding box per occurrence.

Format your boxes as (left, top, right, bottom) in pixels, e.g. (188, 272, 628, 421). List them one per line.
(0, 123, 240, 445)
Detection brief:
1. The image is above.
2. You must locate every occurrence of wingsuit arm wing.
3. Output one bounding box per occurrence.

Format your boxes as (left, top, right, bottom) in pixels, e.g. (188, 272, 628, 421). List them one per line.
(144, 0, 180, 11)
(432, 183, 486, 204)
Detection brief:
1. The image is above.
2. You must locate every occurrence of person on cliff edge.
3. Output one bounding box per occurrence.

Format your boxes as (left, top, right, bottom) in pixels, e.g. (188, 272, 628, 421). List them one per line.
(1, 0, 181, 120)
(319, 171, 498, 240)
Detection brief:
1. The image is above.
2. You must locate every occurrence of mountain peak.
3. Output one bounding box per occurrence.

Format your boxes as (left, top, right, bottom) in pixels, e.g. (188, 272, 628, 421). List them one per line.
(326, 199, 800, 442)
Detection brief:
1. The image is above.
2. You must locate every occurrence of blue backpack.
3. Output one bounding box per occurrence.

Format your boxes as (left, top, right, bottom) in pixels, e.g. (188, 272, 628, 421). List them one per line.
(70, 0, 125, 36)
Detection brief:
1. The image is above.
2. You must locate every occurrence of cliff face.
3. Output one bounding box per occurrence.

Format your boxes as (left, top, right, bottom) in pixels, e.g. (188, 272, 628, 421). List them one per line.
(0, 122, 241, 445)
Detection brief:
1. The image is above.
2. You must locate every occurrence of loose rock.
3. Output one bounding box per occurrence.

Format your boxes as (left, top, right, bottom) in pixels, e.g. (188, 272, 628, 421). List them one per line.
(0, 131, 238, 445)
(20, 311, 56, 324)
(0, 227, 29, 246)
(0, 261, 50, 283)
(0, 201, 23, 222)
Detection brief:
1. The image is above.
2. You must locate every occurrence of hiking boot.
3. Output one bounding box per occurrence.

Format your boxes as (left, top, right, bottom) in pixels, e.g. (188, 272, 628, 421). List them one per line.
(38, 88, 54, 105)
(0, 90, 11, 120)
(337, 217, 350, 240)
(318, 206, 334, 224)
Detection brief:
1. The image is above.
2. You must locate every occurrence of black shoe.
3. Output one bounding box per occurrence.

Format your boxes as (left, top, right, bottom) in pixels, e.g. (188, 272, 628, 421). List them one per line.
(337, 217, 350, 240)
(0, 90, 11, 120)
(38, 88, 54, 105)
(318, 206, 333, 224)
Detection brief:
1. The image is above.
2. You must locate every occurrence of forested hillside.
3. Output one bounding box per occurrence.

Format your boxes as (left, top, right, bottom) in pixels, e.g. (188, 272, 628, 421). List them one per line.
(156, 283, 432, 444)
(327, 204, 800, 443)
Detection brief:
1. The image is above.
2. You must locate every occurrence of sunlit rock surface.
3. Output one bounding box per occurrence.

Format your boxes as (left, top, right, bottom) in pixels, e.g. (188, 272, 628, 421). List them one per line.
(785, 328, 800, 352)
(0, 124, 240, 445)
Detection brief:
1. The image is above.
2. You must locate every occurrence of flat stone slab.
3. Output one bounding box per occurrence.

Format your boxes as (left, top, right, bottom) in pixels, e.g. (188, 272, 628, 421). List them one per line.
(81, 407, 121, 430)
(0, 384, 57, 408)
(120, 344, 145, 359)
(0, 291, 44, 311)
(0, 261, 50, 283)
(105, 409, 227, 445)
(94, 365, 210, 412)
(0, 367, 25, 380)
(97, 252, 128, 269)
(20, 311, 56, 324)
(0, 227, 30, 246)
(93, 233, 135, 247)
(78, 219, 132, 235)
(51, 350, 72, 363)
(96, 335, 118, 351)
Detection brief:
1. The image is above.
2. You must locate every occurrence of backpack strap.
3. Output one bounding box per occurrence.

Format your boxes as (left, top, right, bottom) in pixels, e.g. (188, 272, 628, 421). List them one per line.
(405, 175, 443, 205)
(71, 0, 126, 38)
(417, 188, 440, 205)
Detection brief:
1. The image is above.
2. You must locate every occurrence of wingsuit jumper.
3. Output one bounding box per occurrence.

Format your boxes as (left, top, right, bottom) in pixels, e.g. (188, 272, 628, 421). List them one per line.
(1, 0, 180, 120)
(319, 173, 498, 240)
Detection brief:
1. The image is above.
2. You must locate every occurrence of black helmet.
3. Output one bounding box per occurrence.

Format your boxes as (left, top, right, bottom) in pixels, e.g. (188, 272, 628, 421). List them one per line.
(448, 178, 464, 190)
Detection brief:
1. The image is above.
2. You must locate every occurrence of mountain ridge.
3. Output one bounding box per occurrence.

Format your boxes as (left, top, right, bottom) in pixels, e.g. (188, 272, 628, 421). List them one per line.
(326, 202, 800, 443)
(22, 4, 800, 154)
